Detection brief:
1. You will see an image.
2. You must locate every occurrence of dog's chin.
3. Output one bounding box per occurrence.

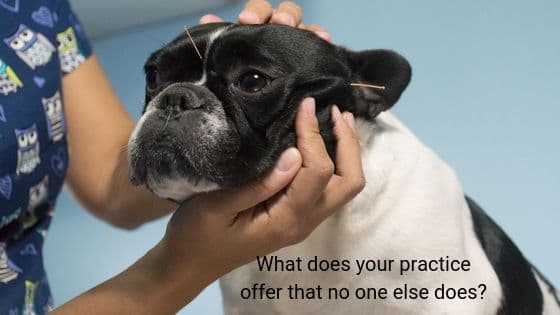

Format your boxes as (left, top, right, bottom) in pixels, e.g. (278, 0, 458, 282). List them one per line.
(128, 146, 223, 202)
(146, 172, 220, 203)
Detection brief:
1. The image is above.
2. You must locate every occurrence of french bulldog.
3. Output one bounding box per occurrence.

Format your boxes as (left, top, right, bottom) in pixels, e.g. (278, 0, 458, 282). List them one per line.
(127, 23, 560, 314)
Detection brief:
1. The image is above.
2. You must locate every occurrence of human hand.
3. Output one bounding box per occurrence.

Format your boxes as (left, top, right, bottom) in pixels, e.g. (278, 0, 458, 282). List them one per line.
(200, 0, 331, 41)
(157, 98, 364, 290)
(54, 98, 364, 315)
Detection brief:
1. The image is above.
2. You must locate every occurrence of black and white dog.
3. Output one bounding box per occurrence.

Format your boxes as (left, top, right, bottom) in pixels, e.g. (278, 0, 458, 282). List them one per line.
(127, 23, 560, 314)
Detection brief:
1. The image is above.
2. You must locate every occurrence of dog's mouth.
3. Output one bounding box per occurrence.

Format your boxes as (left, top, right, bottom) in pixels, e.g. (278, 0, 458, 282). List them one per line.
(144, 168, 220, 203)
(128, 133, 226, 202)
(127, 90, 244, 201)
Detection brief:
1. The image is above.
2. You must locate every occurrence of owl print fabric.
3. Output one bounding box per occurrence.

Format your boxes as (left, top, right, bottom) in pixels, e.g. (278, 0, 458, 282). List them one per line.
(0, 1, 92, 314)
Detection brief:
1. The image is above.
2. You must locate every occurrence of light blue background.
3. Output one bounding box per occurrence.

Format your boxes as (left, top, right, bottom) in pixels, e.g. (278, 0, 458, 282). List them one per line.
(44, 1, 560, 314)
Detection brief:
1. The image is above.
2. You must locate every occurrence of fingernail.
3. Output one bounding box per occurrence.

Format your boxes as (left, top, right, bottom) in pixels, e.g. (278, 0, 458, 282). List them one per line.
(302, 98, 316, 118)
(273, 12, 296, 26)
(331, 105, 342, 123)
(238, 11, 260, 24)
(275, 147, 299, 172)
(317, 31, 331, 41)
(343, 112, 356, 131)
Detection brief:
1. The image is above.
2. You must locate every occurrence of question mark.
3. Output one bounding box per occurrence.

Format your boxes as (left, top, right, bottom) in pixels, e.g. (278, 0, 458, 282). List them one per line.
(478, 284, 487, 299)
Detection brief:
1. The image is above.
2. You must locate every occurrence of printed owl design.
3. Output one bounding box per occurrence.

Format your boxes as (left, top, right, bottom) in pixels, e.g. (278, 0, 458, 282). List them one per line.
(28, 175, 48, 210)
(3, 25, 55, 69)
(23, 280, 38, 315)
(15, 124, 41, 176)
(0, 242, 18, 284)
(42, 91, 66, 142)
(0, 58, 23, 95)
(22, 175, 49, 229)
(57, 27, 85, 73)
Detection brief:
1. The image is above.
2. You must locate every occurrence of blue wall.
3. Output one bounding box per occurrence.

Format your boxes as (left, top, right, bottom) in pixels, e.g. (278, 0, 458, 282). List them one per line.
(44, 1, 560, 314)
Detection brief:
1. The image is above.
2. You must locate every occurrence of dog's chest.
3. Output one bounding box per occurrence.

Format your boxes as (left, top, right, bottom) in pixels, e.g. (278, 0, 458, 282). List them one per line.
(220, 113, 503, 315)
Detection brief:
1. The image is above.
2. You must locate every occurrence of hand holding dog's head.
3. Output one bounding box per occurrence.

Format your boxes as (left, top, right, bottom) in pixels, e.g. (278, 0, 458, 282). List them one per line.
(128, 23, 411, 202)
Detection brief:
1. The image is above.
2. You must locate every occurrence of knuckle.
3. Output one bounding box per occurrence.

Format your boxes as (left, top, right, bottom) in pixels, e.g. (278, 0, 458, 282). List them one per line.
(350, 176, 367, 195)
(317, 161, 335, 179)
(301, 125, 322, 138)
(298, 134, 325, 151)
(339, 176, 365, 198)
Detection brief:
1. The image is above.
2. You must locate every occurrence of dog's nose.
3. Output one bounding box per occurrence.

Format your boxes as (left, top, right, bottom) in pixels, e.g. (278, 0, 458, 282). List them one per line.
(158, 84, 203, 112)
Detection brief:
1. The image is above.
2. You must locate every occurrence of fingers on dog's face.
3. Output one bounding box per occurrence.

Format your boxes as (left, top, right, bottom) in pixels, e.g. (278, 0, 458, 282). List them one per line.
(216, 1, 330, 41)
(279, 104, 364, 234)
(202, 147, 302, 217)
(315, 107, 365, 221)
(199, 14, 224, 24)
(238, 1, 303, 27)
(283, 98, 335, 211)
(270, 1, 303, 27)
(238, 0, 274, 24)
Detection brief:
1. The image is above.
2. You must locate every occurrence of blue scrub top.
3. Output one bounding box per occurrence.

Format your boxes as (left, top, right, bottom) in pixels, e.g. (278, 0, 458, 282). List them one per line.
(0, 0, 92, 313)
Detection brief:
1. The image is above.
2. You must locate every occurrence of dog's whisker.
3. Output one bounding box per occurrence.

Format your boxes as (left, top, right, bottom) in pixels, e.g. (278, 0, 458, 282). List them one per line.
(184, 26, 203, 60)
(350, 82, 386, 90)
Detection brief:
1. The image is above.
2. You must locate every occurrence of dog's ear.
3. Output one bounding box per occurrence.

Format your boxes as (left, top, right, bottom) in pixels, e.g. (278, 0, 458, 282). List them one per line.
(346, 49, 411, 119)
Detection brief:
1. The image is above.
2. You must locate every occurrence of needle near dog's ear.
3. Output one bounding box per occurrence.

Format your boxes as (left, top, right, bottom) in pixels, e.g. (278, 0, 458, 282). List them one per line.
(184, 26, 203, 60)
(350, 82, 386, 90)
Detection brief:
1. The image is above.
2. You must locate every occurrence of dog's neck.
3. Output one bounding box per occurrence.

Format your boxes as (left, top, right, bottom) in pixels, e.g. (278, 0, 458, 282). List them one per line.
(346, 112, 467, 221)
(350, 113, 415, 207)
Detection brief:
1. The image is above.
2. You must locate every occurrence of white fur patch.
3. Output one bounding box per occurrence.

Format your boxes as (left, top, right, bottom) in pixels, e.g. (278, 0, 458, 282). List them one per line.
(193, 73, 207, 86)
(148, 175, 219, 202)
(128, 105, 155, 151)
(192, 26, 229, 86)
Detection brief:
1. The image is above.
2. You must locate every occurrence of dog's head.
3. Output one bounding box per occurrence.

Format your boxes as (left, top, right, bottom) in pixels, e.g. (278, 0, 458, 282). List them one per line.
(128, 23, 411, 202)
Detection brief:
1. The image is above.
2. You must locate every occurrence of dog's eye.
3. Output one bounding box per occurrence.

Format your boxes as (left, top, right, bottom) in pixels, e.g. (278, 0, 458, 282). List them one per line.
(239, 72, 269, 93)
(146, 69, 161, 90)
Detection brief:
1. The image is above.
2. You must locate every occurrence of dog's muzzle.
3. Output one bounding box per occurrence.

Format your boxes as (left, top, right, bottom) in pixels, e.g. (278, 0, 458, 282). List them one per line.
(127, 83, 240, 200)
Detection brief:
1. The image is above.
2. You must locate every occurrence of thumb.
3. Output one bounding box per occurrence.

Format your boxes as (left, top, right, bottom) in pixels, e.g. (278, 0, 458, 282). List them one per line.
(209, 147, 302, 214)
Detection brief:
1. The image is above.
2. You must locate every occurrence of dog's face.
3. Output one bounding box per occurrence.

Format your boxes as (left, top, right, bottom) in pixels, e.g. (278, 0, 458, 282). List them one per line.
(128, 23, 411, 202)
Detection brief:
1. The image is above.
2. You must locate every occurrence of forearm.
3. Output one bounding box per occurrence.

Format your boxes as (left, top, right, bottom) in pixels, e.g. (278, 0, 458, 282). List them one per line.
(52, 243, 209, 315)
(66, 105, 174, 228)
(63, 55, 175, 228)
